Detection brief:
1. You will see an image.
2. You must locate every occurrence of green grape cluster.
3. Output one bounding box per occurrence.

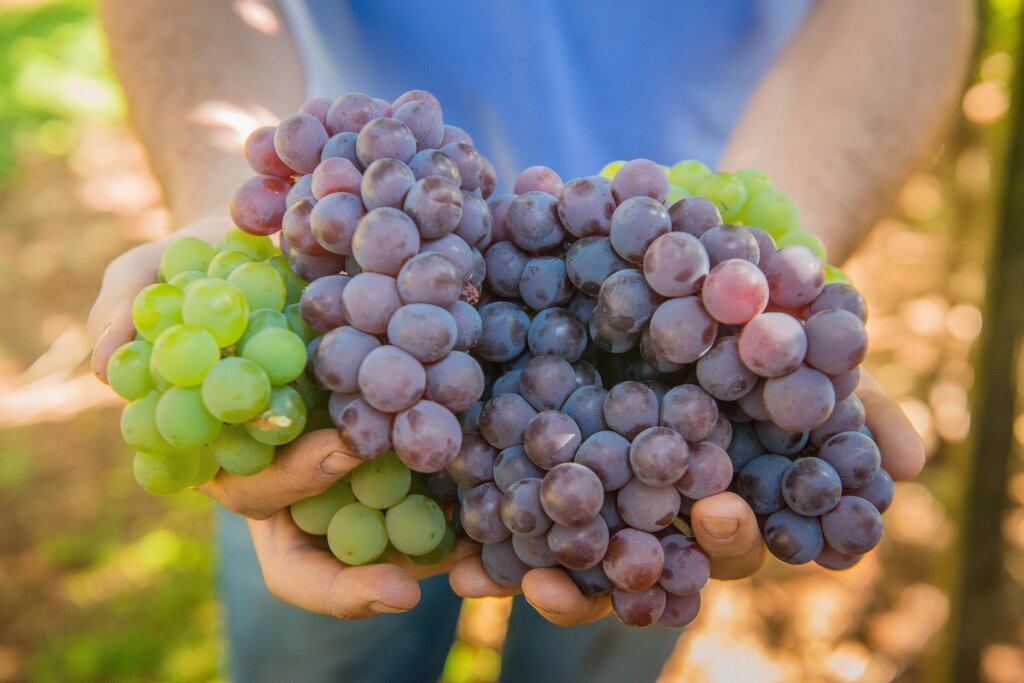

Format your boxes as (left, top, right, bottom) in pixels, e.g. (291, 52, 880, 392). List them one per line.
(290, 452, 455, 567)
(109, 227, 325, 495)
(599, 159, 852, 285)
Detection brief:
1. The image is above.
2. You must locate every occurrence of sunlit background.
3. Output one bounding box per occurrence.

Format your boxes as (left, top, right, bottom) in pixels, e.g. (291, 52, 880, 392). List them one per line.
(0, 0, 1020, 681)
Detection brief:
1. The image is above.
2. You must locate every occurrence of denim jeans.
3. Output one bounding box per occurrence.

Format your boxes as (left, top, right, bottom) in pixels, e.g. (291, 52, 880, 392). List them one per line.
(217, 508, 679, 683)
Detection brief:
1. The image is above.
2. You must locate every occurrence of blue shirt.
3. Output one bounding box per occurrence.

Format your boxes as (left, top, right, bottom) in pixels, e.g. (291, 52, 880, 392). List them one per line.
(281, 0, 812, 187)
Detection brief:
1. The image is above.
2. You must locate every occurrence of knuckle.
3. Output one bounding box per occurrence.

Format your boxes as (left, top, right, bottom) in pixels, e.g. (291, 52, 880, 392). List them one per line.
(326, 570, 358, 620)
(274, 458, 327, 499)
(262, 568, 288, 602)
(206, 478, 275, 519)
(218, 491, 273, 520)
(104, 249, 142, 281)
(234, 502, 273, 520)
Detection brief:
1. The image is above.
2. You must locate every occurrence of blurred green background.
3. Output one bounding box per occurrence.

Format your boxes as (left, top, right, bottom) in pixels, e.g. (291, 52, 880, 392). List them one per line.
(0, 0, 1022, 681)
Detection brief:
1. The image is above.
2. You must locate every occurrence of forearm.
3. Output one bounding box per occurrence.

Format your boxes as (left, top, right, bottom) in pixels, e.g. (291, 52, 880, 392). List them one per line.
(100, 0, 305, 224)
(719, 0, 975, 264)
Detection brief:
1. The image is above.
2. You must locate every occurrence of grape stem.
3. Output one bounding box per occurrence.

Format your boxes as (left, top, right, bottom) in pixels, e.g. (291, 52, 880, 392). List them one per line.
(460, 282, 480, 305)
(672, 516, 695, 538)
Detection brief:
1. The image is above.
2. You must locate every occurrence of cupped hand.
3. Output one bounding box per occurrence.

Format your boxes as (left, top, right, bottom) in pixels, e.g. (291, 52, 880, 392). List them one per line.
(87, 216, 233, 383)
(450, 368, 926, 625)
(232, 429, 478, 619)
(89, 220, 477, 618)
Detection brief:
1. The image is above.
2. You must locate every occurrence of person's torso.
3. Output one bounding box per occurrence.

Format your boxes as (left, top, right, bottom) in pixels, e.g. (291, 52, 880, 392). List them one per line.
(281, 0, 812, 186)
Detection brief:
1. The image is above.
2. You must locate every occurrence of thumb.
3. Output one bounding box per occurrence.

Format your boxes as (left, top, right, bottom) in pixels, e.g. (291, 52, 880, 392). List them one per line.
(202, 428, 361, 519)
(88, 262, 161, 383)
(690, 492, 765, 580)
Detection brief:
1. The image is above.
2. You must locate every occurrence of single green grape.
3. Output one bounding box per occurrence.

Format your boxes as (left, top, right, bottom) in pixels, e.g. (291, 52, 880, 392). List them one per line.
(159, 237, 216, 282)
(666, 184, 691, 205)
(182, 278, 249, 347)
(237, 308, 290, 351)
(265, 254, 308, 305)
(155, 386, 222, 449)
(107, 340, 154, 400)
(743, 187, 801, 238)
(121, 390, 174, 454)
(384, 494, 446, 556)
(245, 385, 307, 445)
(350, 451, 412, 509)
(290, 480, 356, 535)
(228, 261, 287, 312)
(735, 168, 773, 199)
(668, 159, 712, 192)
(694, 171, 748, 222)
(190, 446, 221, 486)
(777, 229, 827, 264)
(291, 372, 329, 411)
(327, 503, 388, 565)
(151, 324, 220, 387)
(131, 283, 184, 342)
(406, 523, 456, 566)
(825, 264, 853, 286)
(210, 424, 275, 475)
(201, 357, 271, 423)
(168, 270, 208, 289)
(241, 327, 307, 385)
(218, 226, 278, 260)
(133, 450, 200, 496)
(207, 249, 254, 280)
(284, 303, 319, 345)
(598, 160, 626, 180)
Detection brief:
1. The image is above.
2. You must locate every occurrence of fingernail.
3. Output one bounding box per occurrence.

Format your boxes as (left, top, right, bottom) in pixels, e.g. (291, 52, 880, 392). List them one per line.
(369, 601, 408, 614)
(92, 323, 113, 380)
(320, 452, 355, 476)
(97, 322, 113, 345)
(700, 517, 740, 540)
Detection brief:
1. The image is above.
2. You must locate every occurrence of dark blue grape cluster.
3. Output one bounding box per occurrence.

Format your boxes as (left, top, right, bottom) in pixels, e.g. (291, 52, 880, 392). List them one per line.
(227, 88, 889, 629)
(453, 158, 884, 629)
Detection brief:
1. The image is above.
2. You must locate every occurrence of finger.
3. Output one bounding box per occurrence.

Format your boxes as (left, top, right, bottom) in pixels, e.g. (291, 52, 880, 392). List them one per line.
(857, 384, 926, 481)
(90, 301, 137, 384)
(89, 258, 162, 382)
(521, 567, 611, 626)
(88, 217, 232, 383)
(202, 429, 360, 518)
(248, 511, 421, 618)
(690, 492, 765, 580)
(449, 552, 522, 598)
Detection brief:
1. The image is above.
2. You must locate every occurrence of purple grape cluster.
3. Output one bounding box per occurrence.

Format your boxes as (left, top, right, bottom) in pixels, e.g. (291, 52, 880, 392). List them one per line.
(230, 88, 888, 631)
(453, 159, 883, 629)
(231, 90, 497, 474)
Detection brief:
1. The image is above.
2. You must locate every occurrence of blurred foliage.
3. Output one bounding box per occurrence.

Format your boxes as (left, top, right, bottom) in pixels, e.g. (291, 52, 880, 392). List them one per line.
(0, 0, 122, 188)
(1, 0, 1023, 683)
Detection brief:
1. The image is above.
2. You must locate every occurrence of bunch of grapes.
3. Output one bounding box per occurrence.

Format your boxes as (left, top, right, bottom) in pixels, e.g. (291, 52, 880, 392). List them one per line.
(109, 226, 320, 495)
(108, 84, 895, 629)
(447, 157, 885, 628)
(228, 90, 498, 566)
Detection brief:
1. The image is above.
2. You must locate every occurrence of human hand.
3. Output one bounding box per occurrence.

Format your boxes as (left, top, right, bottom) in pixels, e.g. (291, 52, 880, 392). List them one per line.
(87, 216, 234, 382)
(218, 429, 477, 619)
(89, 220, 478, 618)
(449, 368, 926, 625)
